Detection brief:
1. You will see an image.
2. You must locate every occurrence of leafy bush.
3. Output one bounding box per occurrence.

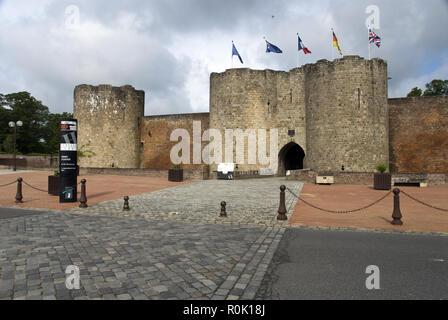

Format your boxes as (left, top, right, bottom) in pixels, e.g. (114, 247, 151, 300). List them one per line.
(172, 164, 182, 170)
(78, 143, 96, 159)
(376, 163, 387, 173)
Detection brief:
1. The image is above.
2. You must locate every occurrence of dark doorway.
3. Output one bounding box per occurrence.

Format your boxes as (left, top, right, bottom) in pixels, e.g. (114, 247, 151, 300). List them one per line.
(278, 142, 305, 176)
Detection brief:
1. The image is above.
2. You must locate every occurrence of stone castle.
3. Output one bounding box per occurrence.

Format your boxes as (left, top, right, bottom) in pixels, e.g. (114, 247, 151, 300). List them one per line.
(73, 55, 448, 181)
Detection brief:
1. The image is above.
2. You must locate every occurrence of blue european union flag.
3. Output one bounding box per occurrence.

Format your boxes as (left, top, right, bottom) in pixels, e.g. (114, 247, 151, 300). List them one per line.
(265, 40, 283, 53)
(232, 42, 243, 64)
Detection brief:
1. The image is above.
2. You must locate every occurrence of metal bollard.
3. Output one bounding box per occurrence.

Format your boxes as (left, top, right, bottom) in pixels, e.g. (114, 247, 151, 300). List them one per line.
(220, 201, 227, 217)
(391, 188, 403, 225)
(79, 179, 88, 208)
(123, 196, 130, 211)
(277, 185, 287, 221)
(15, 177, 23, 203)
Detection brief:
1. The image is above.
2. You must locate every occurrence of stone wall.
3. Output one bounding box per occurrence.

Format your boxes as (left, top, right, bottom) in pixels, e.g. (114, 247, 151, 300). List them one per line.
(74, 85, 144, 169)
(287, 170, 448, 186)
(0, 154, 58, 169)
(210, 56, 389, 175)
(305, 56, 389, 173)
(286, 169, 374, 185)
(210, 68, 307, 175)
(72, 61, 447, 181)
(389, 96, 448, 173)
(79, 167, 207, 180)
(141, 113, 210, 170)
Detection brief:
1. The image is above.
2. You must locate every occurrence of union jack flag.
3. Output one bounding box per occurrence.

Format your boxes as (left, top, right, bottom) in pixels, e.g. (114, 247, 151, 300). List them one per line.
(369, 29, 381, 48)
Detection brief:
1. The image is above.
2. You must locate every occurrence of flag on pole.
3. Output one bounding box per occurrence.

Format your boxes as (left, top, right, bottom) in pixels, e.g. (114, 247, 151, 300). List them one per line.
(298, 35, 312, 54)
(232, 42, 243, 64)
(332, 30, 342, 55)
(265, 40, 283, 53)
(369, 29, 381, 48)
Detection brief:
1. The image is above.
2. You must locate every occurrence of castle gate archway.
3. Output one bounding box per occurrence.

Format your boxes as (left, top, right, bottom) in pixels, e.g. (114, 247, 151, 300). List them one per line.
(278, 142, 305, 176)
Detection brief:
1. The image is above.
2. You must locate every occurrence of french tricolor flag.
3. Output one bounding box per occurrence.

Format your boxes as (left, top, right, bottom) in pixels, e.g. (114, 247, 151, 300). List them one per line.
(298, 35, 312, 54)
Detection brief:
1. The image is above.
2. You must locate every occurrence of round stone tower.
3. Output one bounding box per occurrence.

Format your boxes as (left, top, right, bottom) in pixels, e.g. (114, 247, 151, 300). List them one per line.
(73, 84, 145, 168)
(304, 56, 389, 173)
(209, 68, 307, 174)
(209, 56, 389, 175)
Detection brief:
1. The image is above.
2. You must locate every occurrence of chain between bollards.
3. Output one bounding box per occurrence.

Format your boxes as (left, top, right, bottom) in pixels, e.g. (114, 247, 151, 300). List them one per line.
(277, 185, 287, 221)
(79, 179, 88, 208)
(391, 188, 403, 225)
(220, 201, 227, 217)
(284, 185, 403, 225)
(0, 180, 16, 188)
(15, 177, 23, 203)
(400, 190, 448, 212)
(123, 196, 130, 211)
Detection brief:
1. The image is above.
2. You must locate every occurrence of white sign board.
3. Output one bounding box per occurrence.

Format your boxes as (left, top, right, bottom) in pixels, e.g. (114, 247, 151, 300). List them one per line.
(260, 168, 275, 176)
(217, 163, 235, 174)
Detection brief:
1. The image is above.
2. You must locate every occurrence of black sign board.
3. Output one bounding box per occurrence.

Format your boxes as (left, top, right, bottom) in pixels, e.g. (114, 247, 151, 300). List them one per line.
(59, 119, 78, 203)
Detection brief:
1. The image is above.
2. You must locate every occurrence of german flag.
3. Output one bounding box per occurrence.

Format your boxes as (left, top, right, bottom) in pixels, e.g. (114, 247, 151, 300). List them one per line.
(332, 30, 342, 56)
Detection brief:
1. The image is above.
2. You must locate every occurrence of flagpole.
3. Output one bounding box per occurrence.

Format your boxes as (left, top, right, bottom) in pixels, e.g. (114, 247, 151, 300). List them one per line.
(367, 28, 371, 60)
(297, 33, 299, 68)
(263, 36, 267, 70)
(231, 41, 234, 69)
(331, 29, 334, 61)
(368, 42, 371, 60)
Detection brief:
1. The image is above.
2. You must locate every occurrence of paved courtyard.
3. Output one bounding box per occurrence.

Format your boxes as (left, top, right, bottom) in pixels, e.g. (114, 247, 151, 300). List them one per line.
(289, 184, 448, 234)
(0, 178, 300, 300)
(0, 171, 191, 210)
(1, 174, 447, 300)
(0, 211, 286, 300)
(69, 178, 302, 227)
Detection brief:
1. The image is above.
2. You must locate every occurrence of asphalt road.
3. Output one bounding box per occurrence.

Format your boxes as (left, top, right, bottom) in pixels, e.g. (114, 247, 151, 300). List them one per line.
(0, 207, 47, 219)
(256, 228, 448, 300)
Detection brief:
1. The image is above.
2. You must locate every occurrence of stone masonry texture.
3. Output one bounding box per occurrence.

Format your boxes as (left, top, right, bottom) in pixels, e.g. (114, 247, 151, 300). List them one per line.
(304, 57, 389, 173)
(72, 56, 446, 177)
(210, 56, 389, 174)
(74, 85, 144, 169)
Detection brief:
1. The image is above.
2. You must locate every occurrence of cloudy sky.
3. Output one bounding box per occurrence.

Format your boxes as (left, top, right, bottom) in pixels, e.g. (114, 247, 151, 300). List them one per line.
(0, 0, 447, 115)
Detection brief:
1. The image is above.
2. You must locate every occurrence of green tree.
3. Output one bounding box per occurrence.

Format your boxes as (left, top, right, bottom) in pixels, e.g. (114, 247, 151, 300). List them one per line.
(0, 99, 9, 152)
(407, 87, 422, 97)
(406, 79, 447, 98)
(41, 111, 73, 154)
(0, 92, 50, 154)
(423, 79, 448, 96)
(2, 135, 14, 153)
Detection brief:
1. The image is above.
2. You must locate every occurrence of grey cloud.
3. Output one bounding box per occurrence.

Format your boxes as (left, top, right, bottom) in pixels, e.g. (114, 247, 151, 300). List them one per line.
(0, 0, 447, 116)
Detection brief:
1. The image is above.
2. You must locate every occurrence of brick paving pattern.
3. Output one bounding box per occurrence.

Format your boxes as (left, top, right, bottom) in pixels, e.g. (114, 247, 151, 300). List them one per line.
(69, 178, 302, 227)
(0, 178, 301, 300)
(0, 171, 191, 211)
(289, 184, 448, 234)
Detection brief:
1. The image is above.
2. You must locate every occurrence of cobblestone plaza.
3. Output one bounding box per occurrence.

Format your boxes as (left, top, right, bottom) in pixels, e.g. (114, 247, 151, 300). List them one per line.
(0, 178, 301, 300)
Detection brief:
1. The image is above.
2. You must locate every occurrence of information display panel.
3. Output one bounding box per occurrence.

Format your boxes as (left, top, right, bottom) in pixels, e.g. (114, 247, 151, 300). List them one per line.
(59, 119, 78, 203)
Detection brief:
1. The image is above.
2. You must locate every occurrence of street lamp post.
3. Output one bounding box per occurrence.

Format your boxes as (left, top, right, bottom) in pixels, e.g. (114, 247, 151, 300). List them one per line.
(8, 120, 23, 171)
